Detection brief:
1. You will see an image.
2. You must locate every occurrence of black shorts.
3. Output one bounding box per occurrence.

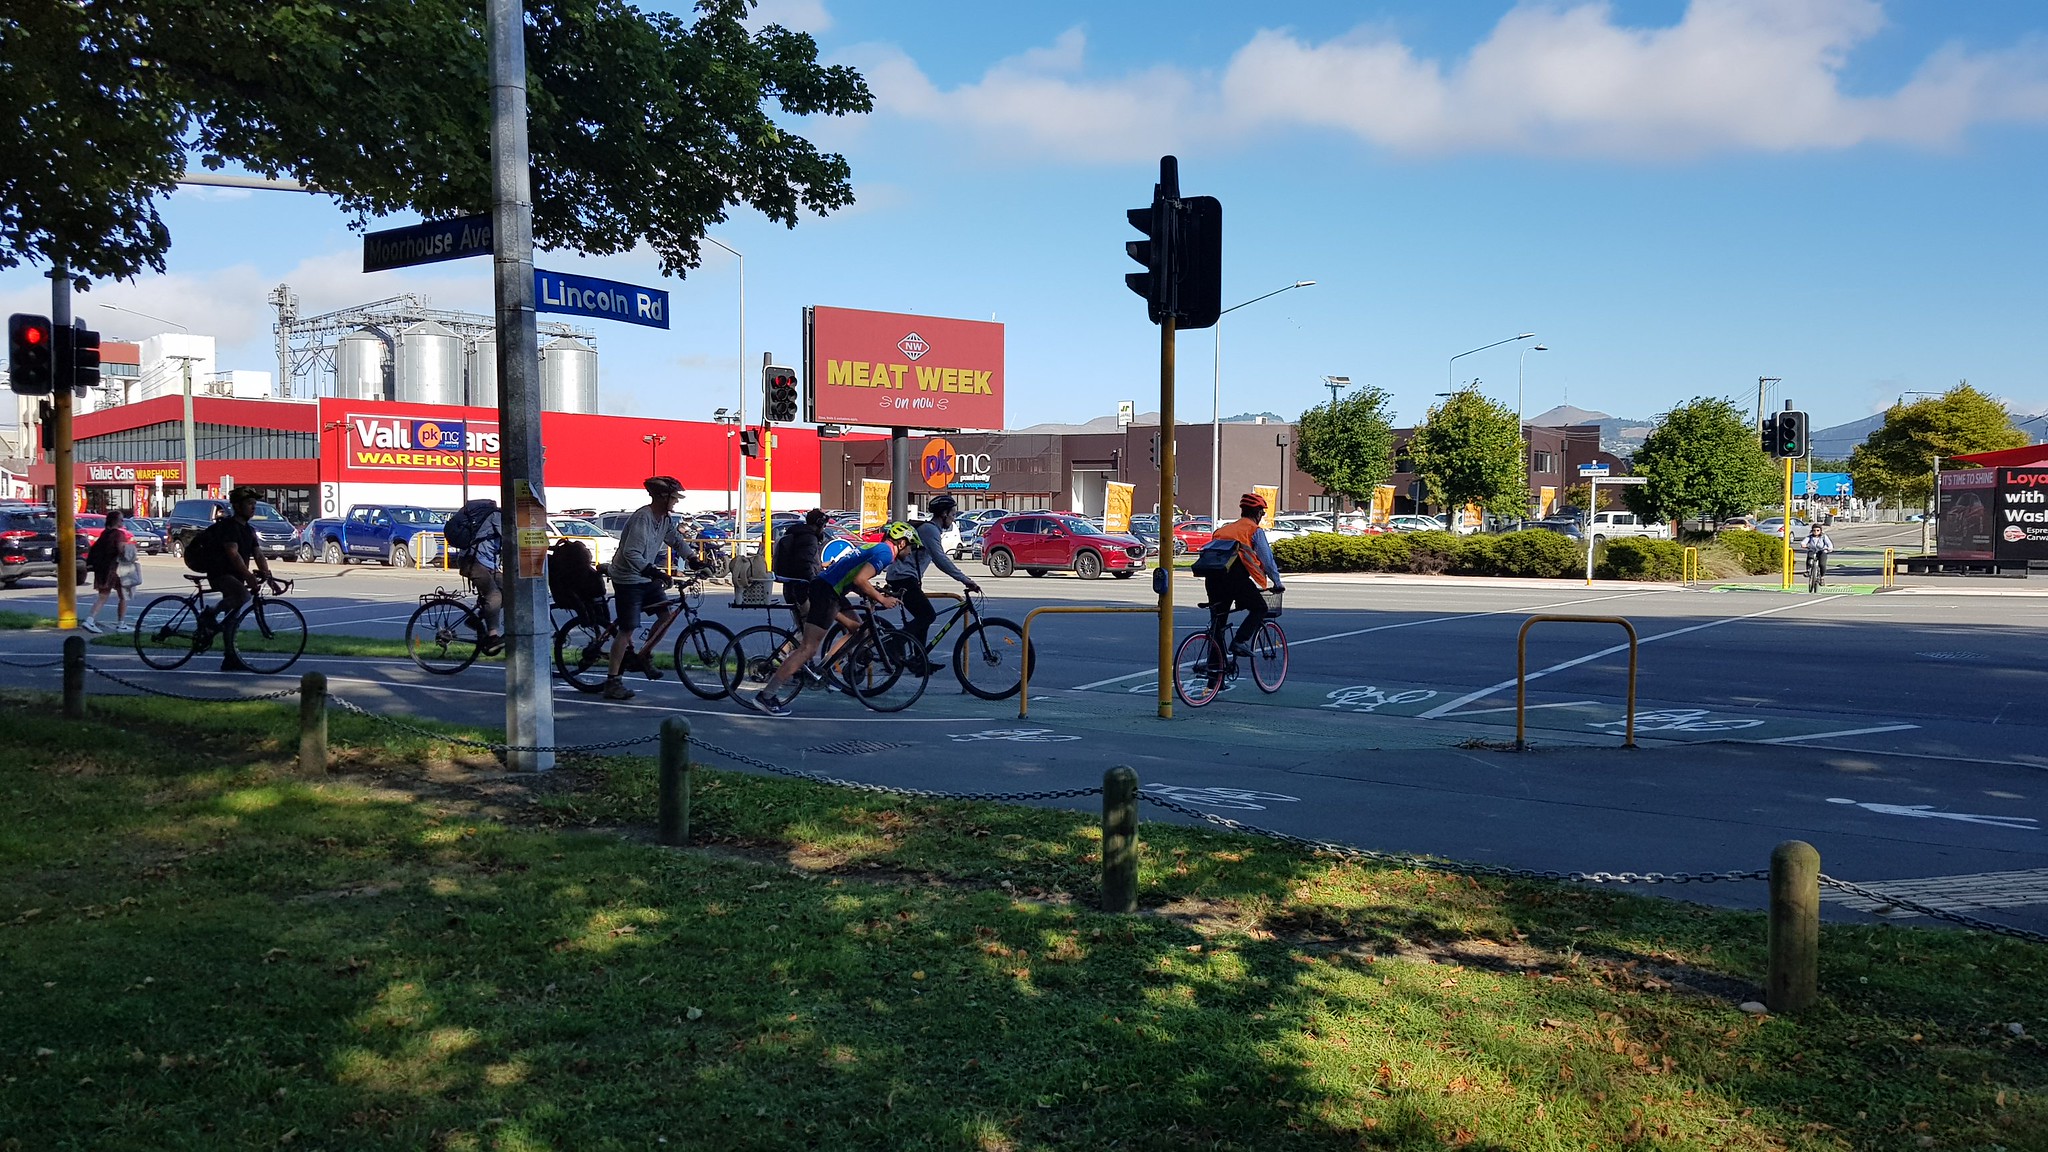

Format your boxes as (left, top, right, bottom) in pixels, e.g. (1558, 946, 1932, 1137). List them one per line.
(613, 578, 670, 625)
(802, 577, 848, 630)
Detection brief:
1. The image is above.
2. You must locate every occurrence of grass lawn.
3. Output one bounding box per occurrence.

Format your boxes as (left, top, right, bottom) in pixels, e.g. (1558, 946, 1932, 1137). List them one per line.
(0, 694, 2042, 1151)
(0, 610, 53, 630)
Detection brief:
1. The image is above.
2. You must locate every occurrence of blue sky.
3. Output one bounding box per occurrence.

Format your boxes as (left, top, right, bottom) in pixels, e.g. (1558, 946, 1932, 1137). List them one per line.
(5, 0, 2046, 432)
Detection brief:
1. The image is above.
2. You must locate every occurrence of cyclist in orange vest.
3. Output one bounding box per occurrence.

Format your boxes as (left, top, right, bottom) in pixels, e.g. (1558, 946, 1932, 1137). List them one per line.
(1204, 492, 1286, 656)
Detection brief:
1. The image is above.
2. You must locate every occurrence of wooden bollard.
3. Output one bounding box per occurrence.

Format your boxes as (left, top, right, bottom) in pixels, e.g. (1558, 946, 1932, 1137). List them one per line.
(658, 717, 692, 847)
(298, 671, 328, 774)
(1101, 766, 1139, 913)
(62, 635, 85, 719)
(1767, 839, 1821, 1014)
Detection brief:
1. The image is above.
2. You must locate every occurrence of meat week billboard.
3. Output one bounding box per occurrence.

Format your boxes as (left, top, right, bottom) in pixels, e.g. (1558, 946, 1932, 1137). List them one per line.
(804, 306, 1004, 431)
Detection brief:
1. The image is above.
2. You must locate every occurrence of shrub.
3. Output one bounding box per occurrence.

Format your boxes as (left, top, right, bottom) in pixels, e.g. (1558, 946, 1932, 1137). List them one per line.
(1718, 529, 1786, 575)
(1403, 530, 1460, 575)
(1452, 533, 1503, 576)
(1489, 530, 1586, 578)
(1596, 537, 1686, 581)
(1272, 529, 1586, 578)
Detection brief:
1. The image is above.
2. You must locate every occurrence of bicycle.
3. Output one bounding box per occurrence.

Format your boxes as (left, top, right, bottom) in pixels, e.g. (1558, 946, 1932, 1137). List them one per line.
(719, 590, 928, 713)
(132, 575, 306, 674)
(1806, 550, 1827, 593)
(404, 578, 498, 674)
(1171, 590, 1287, 708)
(553, 575, 734, 700)
(874, 587, 1035, 700)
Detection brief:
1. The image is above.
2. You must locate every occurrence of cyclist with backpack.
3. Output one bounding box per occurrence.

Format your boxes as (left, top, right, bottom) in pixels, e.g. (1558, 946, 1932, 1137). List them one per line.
(443, 498, 504, 652)
(1192, 493, 1286, 660)
(184, 487, 284, 672)
(745, 534, 899, 716)
(600, 476, 695, 701)
(771, 508, 832, 616)
(884, 496, 981, 674)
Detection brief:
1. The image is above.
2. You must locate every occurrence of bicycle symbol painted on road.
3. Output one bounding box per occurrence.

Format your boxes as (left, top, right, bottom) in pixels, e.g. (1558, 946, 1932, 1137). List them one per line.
(947, 729, 1082, 743)
(1588, 709, 1766, 733)
(1322, 685, 1438, 713)
(1141, 784, 1302, 811)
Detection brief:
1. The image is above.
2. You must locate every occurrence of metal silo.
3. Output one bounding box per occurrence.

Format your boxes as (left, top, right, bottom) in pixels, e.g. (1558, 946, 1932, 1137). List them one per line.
(465, 334, 498, 409)
(539, 338, 598, 412)
(394, 321, 462, 405)
(332, 329, 389, 400)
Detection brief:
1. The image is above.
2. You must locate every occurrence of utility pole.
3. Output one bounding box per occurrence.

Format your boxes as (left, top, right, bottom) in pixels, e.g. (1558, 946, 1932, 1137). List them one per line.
(50, 265, 76, 628)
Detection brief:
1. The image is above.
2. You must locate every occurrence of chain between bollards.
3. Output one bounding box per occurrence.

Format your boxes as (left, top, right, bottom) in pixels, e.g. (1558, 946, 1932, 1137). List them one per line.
(1101, 766, 1139, 913)
(1768, 839, 1820, 1014)
(658, 717, 692, 847)
(298, 671, 328, 774)
(62, 635, 85, 719)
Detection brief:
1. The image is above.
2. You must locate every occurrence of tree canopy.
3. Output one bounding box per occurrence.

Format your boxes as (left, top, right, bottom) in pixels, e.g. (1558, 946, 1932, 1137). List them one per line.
(1847, 382, 2028, 507)
(1407, 390, 1527, 516)
(1293, 385, 1396, 506)
(1, 0, 872, 283)
(1625, 397, 1778, 524)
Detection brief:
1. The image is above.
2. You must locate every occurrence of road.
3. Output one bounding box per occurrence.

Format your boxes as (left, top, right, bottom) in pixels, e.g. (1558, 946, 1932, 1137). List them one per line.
(3, 528, 2042, 934)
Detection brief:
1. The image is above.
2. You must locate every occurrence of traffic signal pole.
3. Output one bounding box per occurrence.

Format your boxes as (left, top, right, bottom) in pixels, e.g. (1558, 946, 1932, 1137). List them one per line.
(1157, 316, 1176, 720)
(49, 265, 75, 629)
(1781, 456, 1794, 590)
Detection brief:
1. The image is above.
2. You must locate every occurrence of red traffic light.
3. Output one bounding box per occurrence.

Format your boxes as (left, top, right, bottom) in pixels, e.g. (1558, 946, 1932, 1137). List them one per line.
(22, 325, 45, 345)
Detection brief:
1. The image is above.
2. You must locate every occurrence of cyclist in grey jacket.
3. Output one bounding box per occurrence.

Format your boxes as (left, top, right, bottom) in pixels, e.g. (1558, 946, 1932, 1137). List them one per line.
(884, 494, 981, 673)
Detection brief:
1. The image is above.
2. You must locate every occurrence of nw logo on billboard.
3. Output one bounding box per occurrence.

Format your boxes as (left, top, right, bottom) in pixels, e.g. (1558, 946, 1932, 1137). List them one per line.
(898, 333, 929, 361)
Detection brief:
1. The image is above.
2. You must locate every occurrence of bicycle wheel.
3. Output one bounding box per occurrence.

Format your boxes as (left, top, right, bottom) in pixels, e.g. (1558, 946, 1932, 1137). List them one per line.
(1808, 561, 1822, 593)
(405, 596, 483, 674)
(822, 618, 909, 697)
(1250, 620, 1288, 693)
(133, 594, 200, 670)
(1173, 630, 1225, 708)
(227, 598, 308, 674)
(719, 625, 805, 701)
(553, 617, 613, 693)
(840, 627, 928, 713)
(672, 618, 736, 700)
(953, 618, 1034, 701)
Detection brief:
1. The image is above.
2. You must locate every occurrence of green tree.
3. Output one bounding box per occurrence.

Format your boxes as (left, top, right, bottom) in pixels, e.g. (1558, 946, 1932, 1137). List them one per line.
(1407, 390, 1527, 517)
(1624, 397, 1777, 525)
(1847, 382, 2028, 509)
(1, 0, 871, 283)
(1293, 385, 1396, 507)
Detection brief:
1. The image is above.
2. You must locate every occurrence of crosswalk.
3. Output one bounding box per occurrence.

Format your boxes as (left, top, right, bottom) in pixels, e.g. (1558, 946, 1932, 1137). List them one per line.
(1822, 868, 2048, 918)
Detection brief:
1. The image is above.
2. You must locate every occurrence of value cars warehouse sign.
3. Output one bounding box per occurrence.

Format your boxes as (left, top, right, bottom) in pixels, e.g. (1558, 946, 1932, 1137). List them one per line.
(342, 415, 502, 475)
(803, 306, 1004, 431)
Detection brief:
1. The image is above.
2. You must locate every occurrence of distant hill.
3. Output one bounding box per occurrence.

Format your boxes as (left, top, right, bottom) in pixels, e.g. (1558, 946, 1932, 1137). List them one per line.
(1810, 413, 1887, 459)
(1526, 404, 1611, 427)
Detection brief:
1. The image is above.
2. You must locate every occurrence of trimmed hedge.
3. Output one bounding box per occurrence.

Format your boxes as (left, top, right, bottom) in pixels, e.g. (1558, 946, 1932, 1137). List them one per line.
(1718, 529, 1787, 575)
(1594, 537, 1686, 581)
(1271, 529, 1585, 579)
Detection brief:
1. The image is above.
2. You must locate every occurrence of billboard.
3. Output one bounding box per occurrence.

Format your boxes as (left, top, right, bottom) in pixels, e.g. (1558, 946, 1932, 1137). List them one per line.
(805, 306, 1004, 431)
(1997, 467, 2048, 561)
(340, 413, 501, 476)
(1936, 468, 1996, 560)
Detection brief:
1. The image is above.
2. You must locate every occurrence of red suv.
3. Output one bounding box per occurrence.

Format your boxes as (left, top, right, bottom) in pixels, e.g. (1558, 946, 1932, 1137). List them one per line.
(981, 513, 1146, 580)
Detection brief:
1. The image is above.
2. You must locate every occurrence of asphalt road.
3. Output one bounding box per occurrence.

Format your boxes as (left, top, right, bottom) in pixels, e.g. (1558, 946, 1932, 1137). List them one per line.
(3, 531, 2042, 934)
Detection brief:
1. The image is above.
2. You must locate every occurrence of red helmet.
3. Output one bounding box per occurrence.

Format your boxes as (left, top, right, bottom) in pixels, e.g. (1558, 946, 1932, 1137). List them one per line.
(1238, 492, 1268, 511)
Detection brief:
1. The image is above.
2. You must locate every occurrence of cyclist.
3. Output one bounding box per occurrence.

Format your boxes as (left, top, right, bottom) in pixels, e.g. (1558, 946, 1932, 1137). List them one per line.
(600, 476, 694, 701)
(186, 486, 284, 673)
(884, 497, 982, 674)
(1202, 493, 1286, 661)
(1804, 522, 1835, 586)
(746, 535, 898, 716)
(462, 503, 505, 654)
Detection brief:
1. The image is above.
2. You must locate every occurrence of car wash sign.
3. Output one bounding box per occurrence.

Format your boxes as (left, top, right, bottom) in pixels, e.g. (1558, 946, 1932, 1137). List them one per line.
(804, 305, 1004, 430)
(535, 269, 669, 329)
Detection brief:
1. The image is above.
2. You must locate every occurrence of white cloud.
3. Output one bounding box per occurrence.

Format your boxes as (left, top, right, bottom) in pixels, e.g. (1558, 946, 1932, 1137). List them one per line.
(749, 0, 831, 35)
(854, 0, 2048, 161)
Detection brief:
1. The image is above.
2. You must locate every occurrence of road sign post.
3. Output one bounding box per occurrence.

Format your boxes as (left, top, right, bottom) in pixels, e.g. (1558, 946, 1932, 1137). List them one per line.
(1582, 475, 1648, 586)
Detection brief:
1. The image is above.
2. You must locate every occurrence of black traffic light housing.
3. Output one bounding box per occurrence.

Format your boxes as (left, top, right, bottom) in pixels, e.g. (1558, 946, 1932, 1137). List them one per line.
(1123, 156, 1223, 331)
(1774, 410, 1809, 459)
(762, 364, 799, 423)
(8, 313, 55, 395)
(740, 429, 761, 458)
(1147, 433, 1160, 466)
(57, 326, 101, 391)
(1760, 415, 1779, 457)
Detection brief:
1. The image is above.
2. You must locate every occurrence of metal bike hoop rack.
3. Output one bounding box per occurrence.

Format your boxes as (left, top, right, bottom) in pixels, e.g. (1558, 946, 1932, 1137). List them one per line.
(1017, 605, 1160, 719)
(1681, 546, 1700, 585)
(1517, 614, 1638, 750)
(1882, 547, 1897, 589)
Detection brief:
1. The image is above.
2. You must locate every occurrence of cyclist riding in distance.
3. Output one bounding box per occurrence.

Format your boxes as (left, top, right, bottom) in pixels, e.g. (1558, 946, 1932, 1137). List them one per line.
(192, 486, 284, 673)
(885, 496, 982, 674)
(1805, 521, 1835, 579)
(1205, 492, 1286, 659)
(771, 507, 832, 620)
(747, 532, 900, 716)
(600, 475, 694, 702)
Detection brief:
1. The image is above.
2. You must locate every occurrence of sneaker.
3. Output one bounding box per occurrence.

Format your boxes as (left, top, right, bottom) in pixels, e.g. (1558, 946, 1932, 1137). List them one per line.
(798, 661, 826, 686)
(478, 634, 504, 656)
(601, 677, 636, 701)
(622, 650, 663, 681)
(220, 657, 255, 673)
(78, 618, 103, 634)
(750, 687, 792, 716)
(1230, 641, 1253, 657)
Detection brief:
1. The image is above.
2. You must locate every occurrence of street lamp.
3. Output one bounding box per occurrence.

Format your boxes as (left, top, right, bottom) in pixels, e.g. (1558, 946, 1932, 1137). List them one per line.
(99, 302, 199, 502)
(1275, 432, 1291, 513)
(713, 408, 740, 516)
(641, 432, 668, 475)
(1517, 344, 1547, 430)
(1321, 375, 1350, 405)
(320, 419, 350, 523)
(1449, 333, 1534, 395)
(704, 237, 747, 538)
(1213, 279, 1315, 522)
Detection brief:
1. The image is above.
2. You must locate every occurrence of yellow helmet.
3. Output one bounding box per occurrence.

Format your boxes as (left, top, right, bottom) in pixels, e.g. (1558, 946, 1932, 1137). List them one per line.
(882, 521, 918, 545)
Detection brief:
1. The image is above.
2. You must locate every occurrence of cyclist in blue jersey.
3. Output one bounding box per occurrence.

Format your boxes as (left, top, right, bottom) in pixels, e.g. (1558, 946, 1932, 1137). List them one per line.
(746, 538, 898, 715)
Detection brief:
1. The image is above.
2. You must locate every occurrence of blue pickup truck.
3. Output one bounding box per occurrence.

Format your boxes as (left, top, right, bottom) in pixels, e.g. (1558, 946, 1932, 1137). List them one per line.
(304, 504, 449, 567)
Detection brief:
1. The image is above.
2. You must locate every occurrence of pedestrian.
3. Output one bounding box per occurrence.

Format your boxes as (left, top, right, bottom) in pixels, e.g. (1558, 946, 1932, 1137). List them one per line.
(81, 510, 139, 634)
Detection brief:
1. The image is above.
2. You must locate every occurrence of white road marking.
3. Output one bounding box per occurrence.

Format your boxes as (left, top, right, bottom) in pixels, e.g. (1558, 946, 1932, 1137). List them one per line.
(1417, 597, 1835, 720)
(1436, 699, 1598, 718)
(1756, 724, 1920, 744)
(1825, 797, 2037, 829)
(1822, 868, 2048, 916)
(1067, 589, 1669, 690)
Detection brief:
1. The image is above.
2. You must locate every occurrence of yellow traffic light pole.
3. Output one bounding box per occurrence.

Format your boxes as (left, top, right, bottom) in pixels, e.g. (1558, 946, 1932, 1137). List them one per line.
(1780, 456, 1794, 590)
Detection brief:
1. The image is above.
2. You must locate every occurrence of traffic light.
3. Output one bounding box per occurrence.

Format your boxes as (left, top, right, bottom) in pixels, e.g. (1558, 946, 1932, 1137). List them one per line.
(1760, 415, 1779, 457)
(762, 364, 799, 423)
(1122, 156, 1224, 330)
(1147, 433, 1160, 466)
(58, 326, 100, 390)
(1774, 410, 1809, 459)
(1125, 192, 1172, 324)
(8, 313, 54, 395)
(740, 429, 761, 458)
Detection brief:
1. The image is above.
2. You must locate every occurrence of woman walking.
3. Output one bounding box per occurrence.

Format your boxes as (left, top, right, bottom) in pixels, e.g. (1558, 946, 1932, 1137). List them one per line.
(81, 510, 140, 634)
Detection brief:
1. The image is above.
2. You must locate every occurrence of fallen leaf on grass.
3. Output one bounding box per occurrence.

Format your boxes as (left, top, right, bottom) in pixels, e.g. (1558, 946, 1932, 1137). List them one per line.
(1538, 1018, 1564, 1029)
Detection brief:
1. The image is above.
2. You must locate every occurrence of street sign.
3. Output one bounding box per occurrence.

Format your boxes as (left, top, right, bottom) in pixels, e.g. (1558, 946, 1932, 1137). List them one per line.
(535, 269, 669, 329)
(1577, 463, 1610, 478)
(1117, 400, 1134, 427)
(362, 214, 494, 272)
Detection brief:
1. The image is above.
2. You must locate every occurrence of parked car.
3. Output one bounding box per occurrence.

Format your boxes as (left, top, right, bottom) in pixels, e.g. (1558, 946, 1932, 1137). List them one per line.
(1753, 517, 1812, 538)
(1587, 510, 1672, 541)
(1385, 515, 1444, 533)
(1269, 514, 1335, 540)
(1332, 513, 1384, 536)
(548, 517, 619, 568)
(125, 516, 169, 555)
(980, 513, 1146, 580)
(1530, 518, 1585, 541)
(302, 504, 448, 566)
(0, 503, 62, 588)
(166, 497, 300, 562)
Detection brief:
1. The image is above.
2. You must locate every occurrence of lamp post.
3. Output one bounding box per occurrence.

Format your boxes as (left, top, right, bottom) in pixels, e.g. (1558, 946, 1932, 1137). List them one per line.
(1517, 344, 1547, 430)
(320, 419, 350, 525)
(1321, 374, 1349, 404)
(1212, 280, 1315, 522)
(1275, 432, 1291, 513)
(704, 237, 746, 536)
(713, 408, 739, 516)
(99, 303, 199, 501)
(641, 432, 668, 476)
(1449, 333, 1535, 396)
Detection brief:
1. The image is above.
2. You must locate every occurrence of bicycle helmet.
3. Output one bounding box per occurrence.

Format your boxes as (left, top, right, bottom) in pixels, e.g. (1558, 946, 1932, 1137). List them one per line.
(1238, 492, 1268, 511)
(882, 521, 919, 545)
(805, 507, 828, 528)
(927, 494, 958, 515)
(644, 475, 683, 499)
(227, 486, 260, 504)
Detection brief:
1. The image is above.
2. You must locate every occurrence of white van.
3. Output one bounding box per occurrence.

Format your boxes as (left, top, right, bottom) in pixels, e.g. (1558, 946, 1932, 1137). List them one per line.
(1587, 510, 1671, 540)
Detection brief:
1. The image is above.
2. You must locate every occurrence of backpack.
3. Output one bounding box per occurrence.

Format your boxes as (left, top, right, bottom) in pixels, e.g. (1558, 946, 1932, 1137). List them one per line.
(443, 498, 499, 550)
(182, 524, 225, 573)
(1190, 537, 1240, 577)
(772, 525, 821, 581)
(547, 540, 609, 625)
